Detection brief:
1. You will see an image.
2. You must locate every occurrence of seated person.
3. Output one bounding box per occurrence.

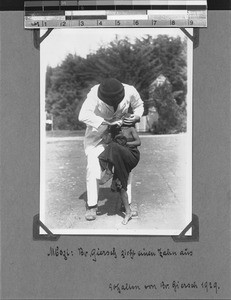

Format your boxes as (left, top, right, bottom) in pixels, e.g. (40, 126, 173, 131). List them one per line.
(98, 118, 141, 225)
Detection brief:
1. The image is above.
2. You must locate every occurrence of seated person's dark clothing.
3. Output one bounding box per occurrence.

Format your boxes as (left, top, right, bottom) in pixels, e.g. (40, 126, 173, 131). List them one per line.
(98, 125, 140, 191)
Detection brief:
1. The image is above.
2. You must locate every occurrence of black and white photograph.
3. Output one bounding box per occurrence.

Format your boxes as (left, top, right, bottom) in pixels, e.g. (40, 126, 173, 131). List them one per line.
(2, 3, 231, 299)
(40, 27, 193, 235)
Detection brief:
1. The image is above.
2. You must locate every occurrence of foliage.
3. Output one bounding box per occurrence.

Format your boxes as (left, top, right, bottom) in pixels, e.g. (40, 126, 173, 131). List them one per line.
(152, 80, 187, 134)
(45, 34, 187, 131)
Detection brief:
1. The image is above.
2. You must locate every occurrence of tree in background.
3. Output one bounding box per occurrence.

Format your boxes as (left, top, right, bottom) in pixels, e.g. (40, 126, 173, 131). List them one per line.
(151, 78, 187, 134)
(45, 54, 93, 129)
(45, 34, 187, 132)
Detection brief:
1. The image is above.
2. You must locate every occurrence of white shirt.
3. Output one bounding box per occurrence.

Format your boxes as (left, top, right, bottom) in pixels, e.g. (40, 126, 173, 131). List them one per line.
(79, 83, 144, 154)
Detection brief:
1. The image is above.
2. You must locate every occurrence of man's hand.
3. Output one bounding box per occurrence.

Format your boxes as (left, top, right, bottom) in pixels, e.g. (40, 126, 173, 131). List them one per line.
(102, 119, 123, 126)
(123, 114, 140, 126)
(110, 120, 123, 126)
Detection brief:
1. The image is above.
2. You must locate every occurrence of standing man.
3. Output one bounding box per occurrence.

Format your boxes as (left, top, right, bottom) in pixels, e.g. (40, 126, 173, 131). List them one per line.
(78, 78, 144, 221)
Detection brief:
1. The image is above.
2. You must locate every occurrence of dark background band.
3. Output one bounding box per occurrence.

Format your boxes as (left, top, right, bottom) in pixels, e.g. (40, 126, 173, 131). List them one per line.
(0, 0, 230, 11)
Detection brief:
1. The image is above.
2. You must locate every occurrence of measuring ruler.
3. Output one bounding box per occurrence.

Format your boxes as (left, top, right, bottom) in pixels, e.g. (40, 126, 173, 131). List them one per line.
(24, 0, 207, 28)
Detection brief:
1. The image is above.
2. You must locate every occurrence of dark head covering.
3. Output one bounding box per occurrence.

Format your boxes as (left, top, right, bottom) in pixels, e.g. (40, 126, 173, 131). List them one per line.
(98, 78, 125, 106)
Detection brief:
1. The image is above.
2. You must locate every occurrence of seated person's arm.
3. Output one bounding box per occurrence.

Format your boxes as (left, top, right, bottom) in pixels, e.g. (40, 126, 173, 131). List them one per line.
(126, 127, 141, 147)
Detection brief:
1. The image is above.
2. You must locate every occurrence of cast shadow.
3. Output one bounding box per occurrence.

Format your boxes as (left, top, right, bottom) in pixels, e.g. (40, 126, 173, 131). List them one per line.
(79, 187, 123, 217)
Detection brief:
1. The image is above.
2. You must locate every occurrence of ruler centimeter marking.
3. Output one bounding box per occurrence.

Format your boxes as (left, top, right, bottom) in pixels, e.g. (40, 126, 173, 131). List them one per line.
(24, 0, 207, 28)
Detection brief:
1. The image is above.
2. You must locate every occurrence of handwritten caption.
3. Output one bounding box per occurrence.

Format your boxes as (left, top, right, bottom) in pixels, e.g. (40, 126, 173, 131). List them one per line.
(47, 246, 193, 262)
(46, 246, 221, 295)
(108, 281, 221, 295)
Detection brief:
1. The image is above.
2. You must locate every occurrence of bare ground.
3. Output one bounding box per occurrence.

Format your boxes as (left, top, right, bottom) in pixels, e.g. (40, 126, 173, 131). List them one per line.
(42, 133, 191, 235)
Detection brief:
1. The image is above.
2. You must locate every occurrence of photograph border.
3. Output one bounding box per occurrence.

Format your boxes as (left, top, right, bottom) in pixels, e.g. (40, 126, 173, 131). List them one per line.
(38, 27, 194, 237)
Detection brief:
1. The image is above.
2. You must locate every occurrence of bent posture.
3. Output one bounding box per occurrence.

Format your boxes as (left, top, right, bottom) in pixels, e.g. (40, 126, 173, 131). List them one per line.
(78, 78, 144, 221)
